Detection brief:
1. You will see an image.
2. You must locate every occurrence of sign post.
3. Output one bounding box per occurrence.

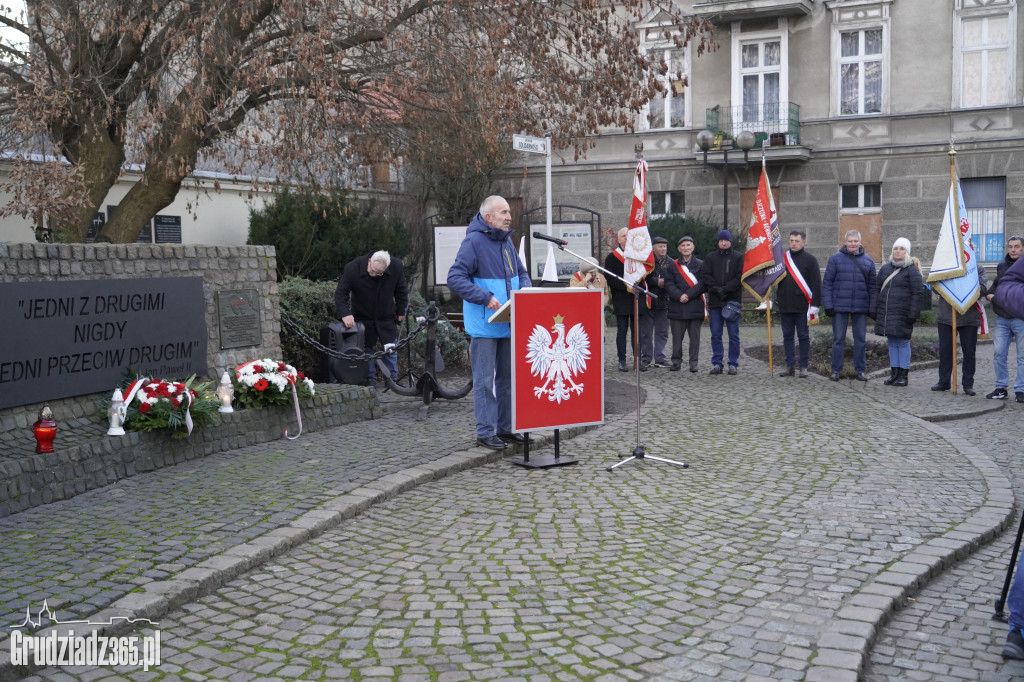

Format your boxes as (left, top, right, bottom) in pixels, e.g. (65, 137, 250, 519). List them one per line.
(513, 134, 558, 282)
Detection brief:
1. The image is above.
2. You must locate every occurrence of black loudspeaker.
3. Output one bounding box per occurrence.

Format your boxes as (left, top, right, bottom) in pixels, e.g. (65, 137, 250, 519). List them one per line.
(320, 322, 369, 385)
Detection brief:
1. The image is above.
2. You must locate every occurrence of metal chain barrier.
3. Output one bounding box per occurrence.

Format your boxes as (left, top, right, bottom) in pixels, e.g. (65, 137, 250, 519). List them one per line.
(280, 312, 430, 362)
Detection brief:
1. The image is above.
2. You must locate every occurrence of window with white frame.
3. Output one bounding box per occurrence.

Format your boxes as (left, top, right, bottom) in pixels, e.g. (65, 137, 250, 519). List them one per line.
(740, 39, 781, 124)
(839, 28, 883, 115)
(650, 191, 684, 217)
(958, 12, 1013, 108)
(731, 25, 788, 131)
(645, 46, 687, 130)
(840, 183, 881, 211)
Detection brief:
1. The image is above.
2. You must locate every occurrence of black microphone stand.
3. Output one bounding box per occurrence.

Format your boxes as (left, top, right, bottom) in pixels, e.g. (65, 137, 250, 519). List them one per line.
(542, 238, 688, 472)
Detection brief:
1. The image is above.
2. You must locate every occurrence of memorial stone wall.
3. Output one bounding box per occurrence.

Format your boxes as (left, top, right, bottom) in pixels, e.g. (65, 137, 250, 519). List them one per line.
(0, 242, 282, 424)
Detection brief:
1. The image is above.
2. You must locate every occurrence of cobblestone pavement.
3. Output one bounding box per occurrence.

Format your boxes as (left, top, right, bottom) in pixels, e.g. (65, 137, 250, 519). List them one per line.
(0, 395, 477, 636)
(8, 323, 1020, 681)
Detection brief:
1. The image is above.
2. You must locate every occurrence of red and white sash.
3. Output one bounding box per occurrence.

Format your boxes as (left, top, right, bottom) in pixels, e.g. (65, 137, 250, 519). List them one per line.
(784, 251, 818, 322)
(976, 301, 989, 335)
(674, 259, 708, 319)
(612, 247, 625, 263)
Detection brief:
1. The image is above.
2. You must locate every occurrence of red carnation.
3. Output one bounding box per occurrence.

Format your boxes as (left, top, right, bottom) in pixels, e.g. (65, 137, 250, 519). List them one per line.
(297, 372, 305, 381)
(169, 397, 179, 407)
(139, 403, 152, 414)
(252, 364, 263, 373)
(278, 363, 287, 371)
(254, 378, 269, 391)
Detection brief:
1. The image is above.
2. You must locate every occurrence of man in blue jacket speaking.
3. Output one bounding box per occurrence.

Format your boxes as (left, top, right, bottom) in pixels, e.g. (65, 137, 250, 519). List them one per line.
(447, 196, 533, 450)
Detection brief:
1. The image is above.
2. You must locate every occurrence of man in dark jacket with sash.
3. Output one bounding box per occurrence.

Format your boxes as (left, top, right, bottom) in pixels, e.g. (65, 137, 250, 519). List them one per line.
(776, 231, 821, 378)
(606, 227, 643, 372)
(822, 230, 877, 381)
(643, 236, 672, 369)
(985, 235, 1024, 402)
(665, 236, 704, 372)
(447, 196, 532, 450)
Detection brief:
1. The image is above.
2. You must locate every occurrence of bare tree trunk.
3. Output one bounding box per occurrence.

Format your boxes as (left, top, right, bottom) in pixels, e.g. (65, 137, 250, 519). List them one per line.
(52, 116, 125, 242)
(101, 172, 183, 243)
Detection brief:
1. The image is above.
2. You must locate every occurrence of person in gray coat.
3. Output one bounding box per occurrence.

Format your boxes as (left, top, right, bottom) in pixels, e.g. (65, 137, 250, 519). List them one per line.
(872, 238, 923, 387)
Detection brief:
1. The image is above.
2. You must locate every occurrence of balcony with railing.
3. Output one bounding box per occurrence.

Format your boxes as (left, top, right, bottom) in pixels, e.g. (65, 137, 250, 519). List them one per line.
(705, 102, 801, 148)
(692, 0, 814, 22)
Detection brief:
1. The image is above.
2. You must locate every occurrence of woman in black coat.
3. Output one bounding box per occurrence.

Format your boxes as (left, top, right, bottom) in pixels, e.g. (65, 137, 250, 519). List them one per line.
(872, 237, 923, 386)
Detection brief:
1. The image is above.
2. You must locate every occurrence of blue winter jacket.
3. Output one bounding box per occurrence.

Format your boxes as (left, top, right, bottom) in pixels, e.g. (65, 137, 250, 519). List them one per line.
(822, 246, 877, 314)
(447, 213, 532, 338)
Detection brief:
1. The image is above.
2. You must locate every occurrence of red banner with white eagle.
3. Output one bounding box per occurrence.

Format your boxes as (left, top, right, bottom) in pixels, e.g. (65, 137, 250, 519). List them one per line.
(741, 160, 787, 302)
(511, 289, 605, 432)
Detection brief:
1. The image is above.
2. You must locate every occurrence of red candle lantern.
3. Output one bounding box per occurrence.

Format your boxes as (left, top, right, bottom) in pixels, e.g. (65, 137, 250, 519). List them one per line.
(32, 406, 57, 453)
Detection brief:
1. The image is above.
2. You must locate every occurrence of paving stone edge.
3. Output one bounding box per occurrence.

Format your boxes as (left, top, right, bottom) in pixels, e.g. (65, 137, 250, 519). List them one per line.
(805, 402, 1016, 681)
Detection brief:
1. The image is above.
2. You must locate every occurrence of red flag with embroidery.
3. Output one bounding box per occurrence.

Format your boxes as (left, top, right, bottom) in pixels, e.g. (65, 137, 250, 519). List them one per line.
(623, 160, 655, 286)
(741, 160, 786, 302)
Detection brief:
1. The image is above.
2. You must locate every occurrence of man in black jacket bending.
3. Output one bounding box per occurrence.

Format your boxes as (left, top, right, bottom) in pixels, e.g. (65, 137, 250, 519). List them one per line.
(682, 229, 744, 375)
(335, 250, 408, 383)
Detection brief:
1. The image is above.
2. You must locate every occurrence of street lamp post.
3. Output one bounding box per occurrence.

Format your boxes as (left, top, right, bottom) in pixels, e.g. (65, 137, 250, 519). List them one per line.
(696, 129, 757, 232)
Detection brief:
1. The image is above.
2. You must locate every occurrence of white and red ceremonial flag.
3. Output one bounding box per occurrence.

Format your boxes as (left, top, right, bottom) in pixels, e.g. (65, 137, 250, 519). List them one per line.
(622, 160, 655, 287)
(741, 159, 786, 301)
(927, 173, 982, 314)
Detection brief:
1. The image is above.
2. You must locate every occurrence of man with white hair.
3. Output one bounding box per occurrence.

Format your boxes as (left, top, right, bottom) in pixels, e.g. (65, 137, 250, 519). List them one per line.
(448, 195, 533, 450)
(335, 249, 408, 384)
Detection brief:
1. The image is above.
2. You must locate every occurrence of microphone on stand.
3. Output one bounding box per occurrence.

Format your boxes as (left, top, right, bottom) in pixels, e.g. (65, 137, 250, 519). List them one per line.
(532, 232, 568, 246)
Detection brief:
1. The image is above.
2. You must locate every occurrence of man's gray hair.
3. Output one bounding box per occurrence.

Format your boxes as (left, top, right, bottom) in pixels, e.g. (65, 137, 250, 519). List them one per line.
(370, 250, 391, 268)
(480, 195, 506, 216)
(844, 230, 861, 240)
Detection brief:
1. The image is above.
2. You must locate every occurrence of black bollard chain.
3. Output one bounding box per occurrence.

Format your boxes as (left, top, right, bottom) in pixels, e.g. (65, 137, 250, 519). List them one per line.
(280, 313, 428, 362)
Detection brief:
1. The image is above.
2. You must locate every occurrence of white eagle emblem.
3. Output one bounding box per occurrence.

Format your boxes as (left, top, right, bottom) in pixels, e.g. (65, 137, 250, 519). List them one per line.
(747, 234, 767, 249)
(525, 314, 590, 403)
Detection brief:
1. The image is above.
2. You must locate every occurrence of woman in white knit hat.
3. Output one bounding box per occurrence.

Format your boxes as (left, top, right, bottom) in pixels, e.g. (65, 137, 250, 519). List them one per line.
(871, 237, 923, 386)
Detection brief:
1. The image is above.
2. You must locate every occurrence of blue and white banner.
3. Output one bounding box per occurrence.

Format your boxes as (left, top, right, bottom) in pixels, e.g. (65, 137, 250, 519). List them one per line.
(927, 177, 981, 314)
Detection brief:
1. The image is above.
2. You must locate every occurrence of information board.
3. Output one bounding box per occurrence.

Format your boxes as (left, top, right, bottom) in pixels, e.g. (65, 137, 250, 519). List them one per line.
(154, 215, 182, 244)
(528, 223, 594, 281)
(434, 225, 468, 285)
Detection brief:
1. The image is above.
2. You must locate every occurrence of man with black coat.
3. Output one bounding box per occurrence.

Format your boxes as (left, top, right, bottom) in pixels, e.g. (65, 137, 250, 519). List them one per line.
(776, 230, 821, 378)
(682, 229, 744, 374)
(606, 227, 645, 372)
(335, 250, 408, 383)
(642, 236, 672, 369)
(665, 236, 705, 372)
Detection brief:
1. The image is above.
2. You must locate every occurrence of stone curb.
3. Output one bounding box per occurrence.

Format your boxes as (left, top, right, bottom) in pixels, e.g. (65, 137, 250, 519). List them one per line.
(0, 422, 600, 682)
(806, 403, 1016, 681)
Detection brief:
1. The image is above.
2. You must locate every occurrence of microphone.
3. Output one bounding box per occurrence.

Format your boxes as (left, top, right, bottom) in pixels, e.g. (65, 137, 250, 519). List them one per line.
(533, 231, 568, 246)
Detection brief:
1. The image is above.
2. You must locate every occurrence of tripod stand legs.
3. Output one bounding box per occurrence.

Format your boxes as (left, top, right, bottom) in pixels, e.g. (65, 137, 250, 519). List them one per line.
(606, 446, 689, 472)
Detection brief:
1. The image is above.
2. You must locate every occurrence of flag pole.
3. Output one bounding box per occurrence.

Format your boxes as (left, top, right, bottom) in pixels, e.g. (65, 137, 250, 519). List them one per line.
(766, 293, 774, 375)
(949, 144, 959, 395)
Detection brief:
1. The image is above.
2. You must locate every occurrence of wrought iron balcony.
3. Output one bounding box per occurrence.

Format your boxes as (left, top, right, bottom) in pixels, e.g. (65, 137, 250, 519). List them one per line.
(692, 0, 814, 21)
(705, 102, 801, 149)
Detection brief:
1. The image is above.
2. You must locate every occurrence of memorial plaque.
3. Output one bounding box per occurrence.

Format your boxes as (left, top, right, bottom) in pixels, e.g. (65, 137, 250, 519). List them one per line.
(154, 215, 182, 244)
(216, 289, 262, 349)
(0, 277, 208, 409)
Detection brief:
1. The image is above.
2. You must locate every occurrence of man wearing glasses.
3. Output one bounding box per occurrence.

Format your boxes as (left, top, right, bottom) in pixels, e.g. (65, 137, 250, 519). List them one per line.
(986, 235, 1024, 402)
(335, 250, 408, 384)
